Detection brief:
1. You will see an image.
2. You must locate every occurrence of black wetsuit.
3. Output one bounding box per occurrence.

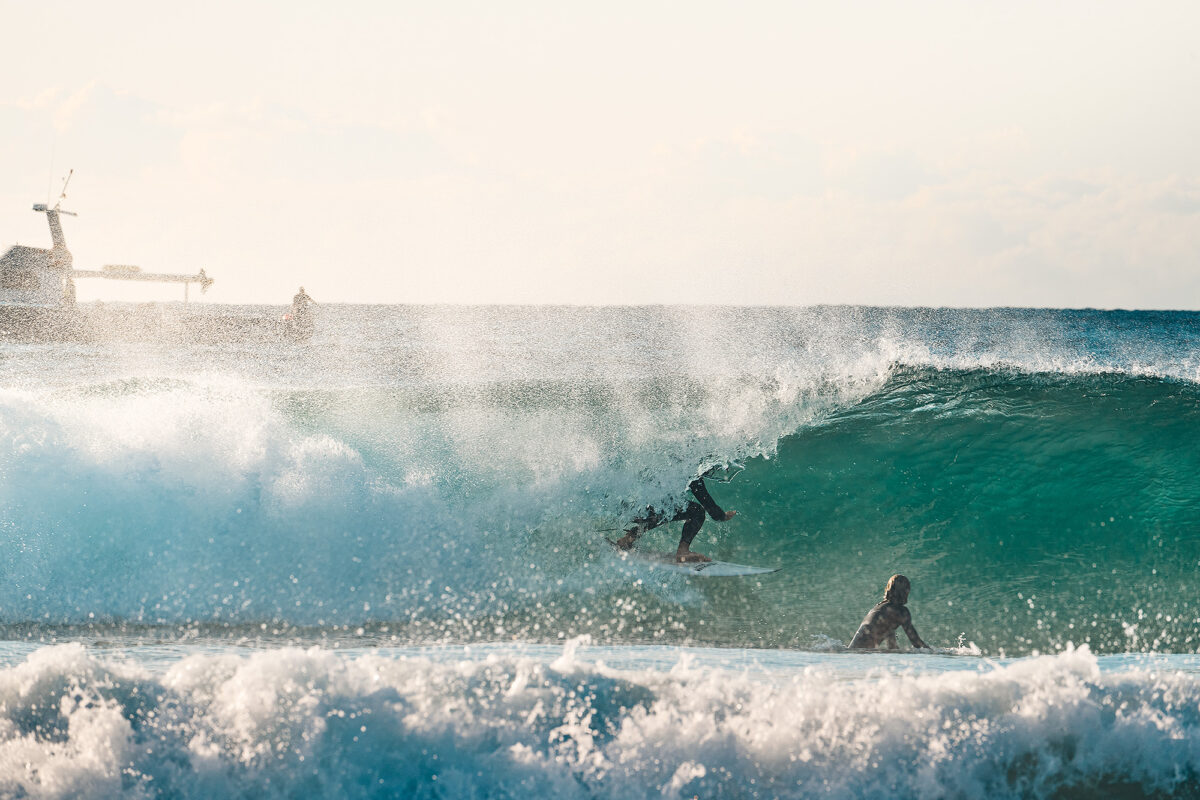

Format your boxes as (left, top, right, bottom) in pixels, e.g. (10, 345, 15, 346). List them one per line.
(848, 600, 927, 650)
(627, 478, 727, 550)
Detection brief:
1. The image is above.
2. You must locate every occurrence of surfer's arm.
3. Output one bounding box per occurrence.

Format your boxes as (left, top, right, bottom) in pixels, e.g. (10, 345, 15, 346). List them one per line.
(900, 609, 928, 649)
(688, 479, 734, 521)
(884, 632, 899, 650)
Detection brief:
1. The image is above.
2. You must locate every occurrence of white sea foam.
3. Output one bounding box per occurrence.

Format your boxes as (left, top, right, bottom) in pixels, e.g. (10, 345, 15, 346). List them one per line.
(0, 642, 1197, 799)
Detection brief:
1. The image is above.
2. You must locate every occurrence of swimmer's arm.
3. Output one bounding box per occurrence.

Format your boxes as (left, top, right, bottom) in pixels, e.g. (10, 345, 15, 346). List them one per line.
(885, 632, 898, 650)
(901, 609, 928, 649)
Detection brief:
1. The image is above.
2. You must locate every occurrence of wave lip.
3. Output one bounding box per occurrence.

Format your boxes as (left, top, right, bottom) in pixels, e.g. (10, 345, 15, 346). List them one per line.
(1, 643, 1199, 799)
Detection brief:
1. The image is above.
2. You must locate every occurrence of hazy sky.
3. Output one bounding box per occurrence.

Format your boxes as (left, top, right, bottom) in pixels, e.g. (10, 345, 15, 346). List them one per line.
(1, 1, 1198, 307)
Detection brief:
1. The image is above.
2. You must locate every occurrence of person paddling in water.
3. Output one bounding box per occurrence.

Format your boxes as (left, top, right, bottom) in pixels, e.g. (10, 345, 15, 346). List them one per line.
(849, 574, 929, 650)
(614, 477, 736, 563)
(292, 286, 315, 315)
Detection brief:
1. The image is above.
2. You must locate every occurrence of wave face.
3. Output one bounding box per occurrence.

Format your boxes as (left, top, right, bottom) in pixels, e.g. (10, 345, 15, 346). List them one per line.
(721, 366, 1200, 654)
(0, 306, 1198, 655)
(1, 643, 1199, 799)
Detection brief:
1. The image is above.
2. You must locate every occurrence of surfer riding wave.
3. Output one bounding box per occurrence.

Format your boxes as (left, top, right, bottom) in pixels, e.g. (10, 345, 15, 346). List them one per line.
(614, 477, 736, 563)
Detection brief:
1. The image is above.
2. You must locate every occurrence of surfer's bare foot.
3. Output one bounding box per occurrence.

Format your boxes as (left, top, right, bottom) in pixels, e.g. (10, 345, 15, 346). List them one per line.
(615, 534, 637, 551)
(676, 549, 711, 563)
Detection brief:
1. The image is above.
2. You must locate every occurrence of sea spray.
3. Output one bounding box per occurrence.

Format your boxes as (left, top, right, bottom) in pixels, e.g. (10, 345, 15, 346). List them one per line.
(1, 304, 1199, 799)
(0, 307, 1198, 654)
(1, 641, 1199, 799)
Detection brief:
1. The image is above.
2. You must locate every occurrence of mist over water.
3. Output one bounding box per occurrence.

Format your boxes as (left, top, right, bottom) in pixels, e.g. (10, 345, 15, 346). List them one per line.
(3, 305, 1200, 797)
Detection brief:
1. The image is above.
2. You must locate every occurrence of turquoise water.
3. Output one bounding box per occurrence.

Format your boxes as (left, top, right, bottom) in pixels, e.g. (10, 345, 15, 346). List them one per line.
(0, 305, 1198, 797)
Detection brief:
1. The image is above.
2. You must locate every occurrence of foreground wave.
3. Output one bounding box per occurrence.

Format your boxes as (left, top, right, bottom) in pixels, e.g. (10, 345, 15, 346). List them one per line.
(1, 642, 1198, 799)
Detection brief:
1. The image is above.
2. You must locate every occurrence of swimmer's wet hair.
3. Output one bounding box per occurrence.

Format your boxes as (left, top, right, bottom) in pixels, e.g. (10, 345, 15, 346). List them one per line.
(884, 574, 910, 602)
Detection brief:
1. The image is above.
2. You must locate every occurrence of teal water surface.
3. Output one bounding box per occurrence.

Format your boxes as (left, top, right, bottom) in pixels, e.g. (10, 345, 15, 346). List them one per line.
(0, 306, 1196, 656)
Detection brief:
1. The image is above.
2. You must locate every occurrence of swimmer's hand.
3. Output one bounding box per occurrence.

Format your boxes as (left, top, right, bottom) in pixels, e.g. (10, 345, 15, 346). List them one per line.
(723, 510, 737, 521)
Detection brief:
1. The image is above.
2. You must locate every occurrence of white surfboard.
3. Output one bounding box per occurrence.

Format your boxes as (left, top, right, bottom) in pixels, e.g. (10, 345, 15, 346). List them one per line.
(608, 540, 780, 577)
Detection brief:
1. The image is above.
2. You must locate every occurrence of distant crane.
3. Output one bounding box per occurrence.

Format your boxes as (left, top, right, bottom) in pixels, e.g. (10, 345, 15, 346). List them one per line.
(23, 170, 215, 303)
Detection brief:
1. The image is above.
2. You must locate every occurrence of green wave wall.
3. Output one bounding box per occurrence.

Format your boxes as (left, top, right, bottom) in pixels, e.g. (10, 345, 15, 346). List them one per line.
(666, 367, 1200, 654)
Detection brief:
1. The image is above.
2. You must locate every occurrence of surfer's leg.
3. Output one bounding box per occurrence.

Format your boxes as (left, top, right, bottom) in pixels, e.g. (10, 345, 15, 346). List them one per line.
(674, 502, 711, 563)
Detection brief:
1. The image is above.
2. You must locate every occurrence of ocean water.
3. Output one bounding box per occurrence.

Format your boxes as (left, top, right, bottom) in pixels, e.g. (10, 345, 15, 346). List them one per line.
(0, 304, 1198, 798)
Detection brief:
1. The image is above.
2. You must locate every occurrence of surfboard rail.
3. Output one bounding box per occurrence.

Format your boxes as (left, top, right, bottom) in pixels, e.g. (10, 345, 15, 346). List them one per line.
(607, 539, 780, 577)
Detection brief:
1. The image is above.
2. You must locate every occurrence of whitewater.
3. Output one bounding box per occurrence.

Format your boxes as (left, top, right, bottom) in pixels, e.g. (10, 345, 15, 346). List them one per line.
(0, 304, 1198, 798)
